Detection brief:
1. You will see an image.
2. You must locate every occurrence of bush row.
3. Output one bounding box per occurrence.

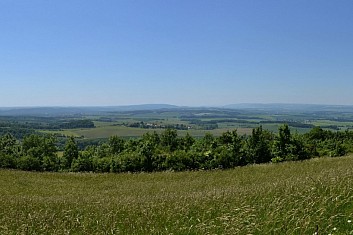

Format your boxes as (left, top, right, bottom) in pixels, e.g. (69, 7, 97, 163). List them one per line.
(1, 125, 353, 172)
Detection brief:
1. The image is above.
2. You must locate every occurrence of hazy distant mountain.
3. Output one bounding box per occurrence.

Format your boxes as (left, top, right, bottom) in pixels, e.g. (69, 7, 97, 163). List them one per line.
(223, 103, 353, 112)
(1, 103, 353, 116)
(0, 107, 90, 116)
(107, 104, 179, 111)
(0, 104, 179, 116)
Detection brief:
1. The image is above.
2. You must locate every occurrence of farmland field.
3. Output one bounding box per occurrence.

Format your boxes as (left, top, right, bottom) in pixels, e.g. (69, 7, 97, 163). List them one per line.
(2, 105, 353, 142)
(42, 124, 253, 139)
(1, 155, 353, 234)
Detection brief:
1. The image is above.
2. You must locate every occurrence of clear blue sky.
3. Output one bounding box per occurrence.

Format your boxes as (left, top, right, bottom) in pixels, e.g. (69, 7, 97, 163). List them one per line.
(1, 0, 353, 107)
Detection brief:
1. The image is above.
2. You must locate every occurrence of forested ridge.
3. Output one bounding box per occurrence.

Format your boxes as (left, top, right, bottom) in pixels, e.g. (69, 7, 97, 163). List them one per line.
(0, 125, 352, 173)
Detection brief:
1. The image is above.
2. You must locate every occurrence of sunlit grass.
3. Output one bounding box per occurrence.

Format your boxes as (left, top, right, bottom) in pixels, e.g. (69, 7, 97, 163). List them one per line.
(1, 155, 353, 234)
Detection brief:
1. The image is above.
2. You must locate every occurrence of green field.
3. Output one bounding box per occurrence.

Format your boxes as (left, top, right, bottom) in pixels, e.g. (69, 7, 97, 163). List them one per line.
(42, 125, 253, 139)
(5, 106, 353, 141)
(1, 156, 353, 234)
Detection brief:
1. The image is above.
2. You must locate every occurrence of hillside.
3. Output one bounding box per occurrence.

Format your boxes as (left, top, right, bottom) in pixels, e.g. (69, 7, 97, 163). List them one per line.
(1, 156, 353, 234)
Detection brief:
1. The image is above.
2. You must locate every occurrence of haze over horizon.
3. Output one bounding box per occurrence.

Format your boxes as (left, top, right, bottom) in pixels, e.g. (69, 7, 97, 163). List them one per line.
(1, 1, 353, 107)
(1, 102, 353, 109)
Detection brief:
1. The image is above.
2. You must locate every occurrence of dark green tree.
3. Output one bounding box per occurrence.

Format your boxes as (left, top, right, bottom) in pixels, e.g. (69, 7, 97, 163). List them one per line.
(22, 134, 57, 161)
(0, 133, 19, 156)
(62, 136, 79, 168)
(108, 135, 125, 155)
(0, 134, 20, 168)
(306, 126, 327, 141)
(21, 134, 58, 170)
(160, 129, 178, 152)
(141, 131, 160, 148)
(217, 130, 244, 167)
(278, 124, 291, 156)
(180, 132, 195, 151)
(139, 140, 155, 172)
(71, 151, 93, 172)
(201, 132, 217, 149)
(246, 126, 273, 164)
(272, 125, 309, 162)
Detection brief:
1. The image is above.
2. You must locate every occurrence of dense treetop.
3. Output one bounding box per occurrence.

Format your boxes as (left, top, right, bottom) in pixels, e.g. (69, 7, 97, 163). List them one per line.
(0, 125, 352, 173)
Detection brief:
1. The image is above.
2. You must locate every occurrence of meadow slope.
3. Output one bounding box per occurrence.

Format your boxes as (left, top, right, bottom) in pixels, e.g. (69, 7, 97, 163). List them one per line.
(1, 156, 353, 234)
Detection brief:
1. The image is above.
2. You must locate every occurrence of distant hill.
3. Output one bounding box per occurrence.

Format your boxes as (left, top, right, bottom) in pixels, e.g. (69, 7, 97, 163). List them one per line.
(107, 104, 179, 111)
(223, 103, 353, 112)
(0, 104, 179, 116)
(1, 103, 353, 116)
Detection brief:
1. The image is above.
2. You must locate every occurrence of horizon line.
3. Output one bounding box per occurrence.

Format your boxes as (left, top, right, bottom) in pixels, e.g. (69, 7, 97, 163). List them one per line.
(1, 102, 353, 109)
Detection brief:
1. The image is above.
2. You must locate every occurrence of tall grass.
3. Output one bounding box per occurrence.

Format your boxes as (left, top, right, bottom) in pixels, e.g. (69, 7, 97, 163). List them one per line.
(1, 156, 353, 234)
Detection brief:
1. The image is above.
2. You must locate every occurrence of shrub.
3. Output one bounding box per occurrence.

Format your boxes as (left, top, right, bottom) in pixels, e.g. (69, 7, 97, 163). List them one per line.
(119, 152, 144, 172)
(92, 156, 111, 173)
(42, 155, 59, 172)
(71, 152, 93, 172)
(17, 156, 41, 171)
(165, 150, 191, 171)
(0, 153, 16, 169)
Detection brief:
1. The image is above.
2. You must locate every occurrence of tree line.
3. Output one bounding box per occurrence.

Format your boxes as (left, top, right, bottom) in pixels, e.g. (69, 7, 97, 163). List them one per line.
(124, 121, 190, 130)
(0, 125, 352, 173)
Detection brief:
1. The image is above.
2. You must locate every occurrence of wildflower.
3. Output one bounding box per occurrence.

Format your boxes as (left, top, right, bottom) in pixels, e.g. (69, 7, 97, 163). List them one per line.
(348, 219, 352, 223)
(333, 227, 337, 231)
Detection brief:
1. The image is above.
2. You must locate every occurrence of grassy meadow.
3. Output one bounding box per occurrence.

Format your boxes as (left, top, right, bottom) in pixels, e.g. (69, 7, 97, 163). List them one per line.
(1, 156, 353, 234)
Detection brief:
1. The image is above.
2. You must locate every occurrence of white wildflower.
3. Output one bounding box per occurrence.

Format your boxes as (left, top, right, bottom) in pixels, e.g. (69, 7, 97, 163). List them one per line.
(348, 219, 352, 223)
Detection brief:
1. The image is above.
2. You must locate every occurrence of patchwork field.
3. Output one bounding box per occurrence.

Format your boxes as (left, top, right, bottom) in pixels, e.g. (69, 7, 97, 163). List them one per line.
(1, 155, 353, 234)
(42, 124, 253, 139)
(4, 106, 353, 142)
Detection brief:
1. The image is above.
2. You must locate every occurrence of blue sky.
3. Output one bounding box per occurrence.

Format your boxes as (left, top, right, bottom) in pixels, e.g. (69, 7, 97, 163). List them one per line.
(1, 0, 353, 107)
